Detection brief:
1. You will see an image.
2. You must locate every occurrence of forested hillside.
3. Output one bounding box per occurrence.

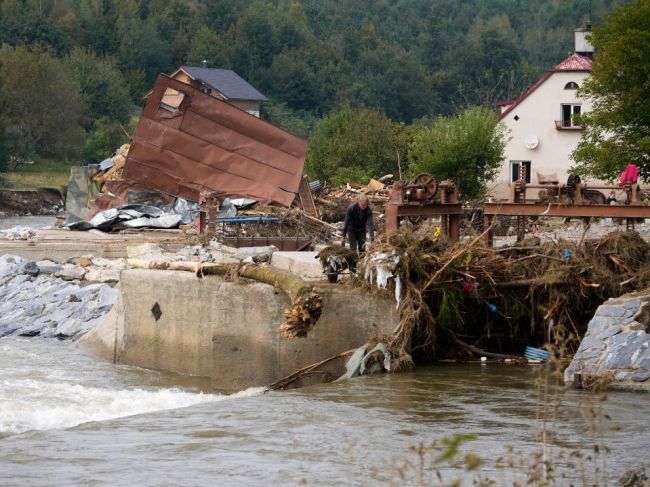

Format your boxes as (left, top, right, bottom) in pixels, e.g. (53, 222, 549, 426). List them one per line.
(0, 0, 626, 166)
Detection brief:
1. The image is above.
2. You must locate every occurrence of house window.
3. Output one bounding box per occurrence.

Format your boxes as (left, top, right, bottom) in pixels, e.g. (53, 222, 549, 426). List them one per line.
(564, 81, 579, 90)
(561, 104, 581, 127)
(159, 88, 185, 112)
(511, 160, 531, 183)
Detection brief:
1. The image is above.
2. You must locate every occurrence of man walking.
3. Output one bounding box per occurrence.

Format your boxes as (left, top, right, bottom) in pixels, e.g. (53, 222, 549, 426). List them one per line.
(342, 195, 374, 253)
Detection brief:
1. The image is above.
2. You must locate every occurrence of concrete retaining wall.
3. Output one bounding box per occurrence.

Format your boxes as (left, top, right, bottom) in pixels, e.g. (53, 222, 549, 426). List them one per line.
(86, 269, 397, 392)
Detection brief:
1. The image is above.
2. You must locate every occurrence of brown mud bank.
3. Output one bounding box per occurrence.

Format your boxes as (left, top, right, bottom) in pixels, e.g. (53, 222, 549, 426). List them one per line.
(0, 188, 64, 216)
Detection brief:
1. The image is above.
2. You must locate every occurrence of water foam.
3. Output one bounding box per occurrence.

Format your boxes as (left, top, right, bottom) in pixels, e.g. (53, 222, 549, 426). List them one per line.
(0, 379, 264, 436)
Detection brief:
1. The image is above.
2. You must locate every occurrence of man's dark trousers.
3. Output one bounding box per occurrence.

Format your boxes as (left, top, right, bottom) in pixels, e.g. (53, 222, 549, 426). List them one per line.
(348, 229, 366, 254)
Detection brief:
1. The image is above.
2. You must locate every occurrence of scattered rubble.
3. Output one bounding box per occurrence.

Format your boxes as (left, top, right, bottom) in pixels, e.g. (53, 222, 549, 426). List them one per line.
(0, 254, 117, 340)
(2, 226, 36, 241)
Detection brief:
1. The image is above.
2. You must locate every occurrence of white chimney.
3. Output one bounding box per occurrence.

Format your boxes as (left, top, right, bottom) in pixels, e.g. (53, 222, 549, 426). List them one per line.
(575, 22, 594, 58)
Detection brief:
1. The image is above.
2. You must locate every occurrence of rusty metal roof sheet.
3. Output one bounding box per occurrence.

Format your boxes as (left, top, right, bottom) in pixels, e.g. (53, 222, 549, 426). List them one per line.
(122, 75, 307, 207)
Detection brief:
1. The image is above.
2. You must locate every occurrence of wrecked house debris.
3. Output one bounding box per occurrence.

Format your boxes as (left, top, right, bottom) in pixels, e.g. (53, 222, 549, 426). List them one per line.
(64, 74, 318, 246)
(124, 74, 307, 207)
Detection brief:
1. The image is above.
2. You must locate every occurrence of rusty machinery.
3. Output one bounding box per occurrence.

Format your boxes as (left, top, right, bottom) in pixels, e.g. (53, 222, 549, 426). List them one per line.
(197, 191, 222, 236)
(385, 173, 462, 241)
(484, 168, 650, 245)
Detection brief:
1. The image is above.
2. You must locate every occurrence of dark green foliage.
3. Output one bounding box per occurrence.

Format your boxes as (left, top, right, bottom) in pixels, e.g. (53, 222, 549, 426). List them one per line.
(408, 107, 508, 200)
(64, 47, 131, 129)
(261, 101, 318, 139)
(83, 117, 131, 164)
(305, 104, 408, 184)
(0, 111, 7, 172)
(0, 0, 628, 165)
(0, 0, 626, 121)
(0, 45, 84, 161)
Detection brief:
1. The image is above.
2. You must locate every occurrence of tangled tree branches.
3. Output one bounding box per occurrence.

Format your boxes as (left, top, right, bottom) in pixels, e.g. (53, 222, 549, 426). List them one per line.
(361, 230, 650, 366)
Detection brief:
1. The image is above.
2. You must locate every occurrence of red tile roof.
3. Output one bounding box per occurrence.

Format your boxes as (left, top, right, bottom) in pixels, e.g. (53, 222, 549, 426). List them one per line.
(553, 53, 592, 72)
(498, 53, 592, 120)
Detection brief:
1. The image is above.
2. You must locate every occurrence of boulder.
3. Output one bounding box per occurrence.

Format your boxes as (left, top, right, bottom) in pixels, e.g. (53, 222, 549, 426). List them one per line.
(55, 264, 86, 281)
(565, 293, 650, 391)
(20, 261, 40, 277)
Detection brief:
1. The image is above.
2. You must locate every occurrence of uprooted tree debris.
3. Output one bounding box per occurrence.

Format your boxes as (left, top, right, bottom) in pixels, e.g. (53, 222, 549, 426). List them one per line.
(363, 229, 650, 368)
(271, 229, 650, 388)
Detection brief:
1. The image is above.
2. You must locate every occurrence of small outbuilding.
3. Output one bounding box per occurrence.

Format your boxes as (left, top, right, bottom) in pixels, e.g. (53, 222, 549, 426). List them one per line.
(162, 66, 268, 117)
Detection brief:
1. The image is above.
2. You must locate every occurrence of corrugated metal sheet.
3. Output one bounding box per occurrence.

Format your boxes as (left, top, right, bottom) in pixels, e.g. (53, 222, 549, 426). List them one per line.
(122, 75, 307, 207)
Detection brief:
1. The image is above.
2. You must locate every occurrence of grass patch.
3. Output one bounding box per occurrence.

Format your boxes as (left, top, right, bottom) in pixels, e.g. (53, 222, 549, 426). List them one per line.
(0, 158, 75, 191)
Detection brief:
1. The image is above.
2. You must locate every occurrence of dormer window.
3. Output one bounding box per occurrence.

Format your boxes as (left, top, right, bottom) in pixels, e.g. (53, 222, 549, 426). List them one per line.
(564, 81, 579, 90)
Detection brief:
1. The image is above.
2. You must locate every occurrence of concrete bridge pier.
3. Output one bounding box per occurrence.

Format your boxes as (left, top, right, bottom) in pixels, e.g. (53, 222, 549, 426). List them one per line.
(79, 269, 397, 392)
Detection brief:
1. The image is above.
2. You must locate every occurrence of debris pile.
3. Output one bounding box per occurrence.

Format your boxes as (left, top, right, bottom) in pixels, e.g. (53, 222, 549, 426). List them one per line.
(217, 205, 336, 244)
(279, 290, 323, 338)
(68, 204, 182, 231)
(314, 180, 390, 225)
(65, 74, 309, 235)
(92, 144, 130, 187)
(360, 229, 650, 368)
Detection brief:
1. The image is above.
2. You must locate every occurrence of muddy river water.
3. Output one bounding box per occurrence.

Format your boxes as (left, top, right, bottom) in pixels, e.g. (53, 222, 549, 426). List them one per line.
(0, 337, 648, 486)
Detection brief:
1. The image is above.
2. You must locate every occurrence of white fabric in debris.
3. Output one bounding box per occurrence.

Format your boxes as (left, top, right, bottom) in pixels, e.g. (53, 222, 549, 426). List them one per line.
(365, 252, 402, 308)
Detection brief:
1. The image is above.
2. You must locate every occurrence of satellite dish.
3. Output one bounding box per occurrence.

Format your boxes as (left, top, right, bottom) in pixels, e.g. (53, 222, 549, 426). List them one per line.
(525, 134, 539, 149)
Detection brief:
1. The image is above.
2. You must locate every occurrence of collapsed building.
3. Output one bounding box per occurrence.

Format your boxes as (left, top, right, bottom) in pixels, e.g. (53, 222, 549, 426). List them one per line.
(66, 74, 311, 236)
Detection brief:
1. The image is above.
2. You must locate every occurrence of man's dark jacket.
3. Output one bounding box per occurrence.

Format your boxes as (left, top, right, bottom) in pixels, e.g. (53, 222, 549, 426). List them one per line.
(342, 202, 374, 236)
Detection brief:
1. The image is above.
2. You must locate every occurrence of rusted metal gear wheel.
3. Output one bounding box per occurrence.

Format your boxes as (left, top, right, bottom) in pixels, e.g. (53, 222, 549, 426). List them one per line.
(411, 173, 438, 201)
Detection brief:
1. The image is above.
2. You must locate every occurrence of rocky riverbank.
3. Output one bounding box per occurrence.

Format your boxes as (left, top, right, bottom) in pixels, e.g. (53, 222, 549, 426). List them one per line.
(565, 291, 650, 392)
(0, 254, 118, 340)
(0, 242, 273, 341)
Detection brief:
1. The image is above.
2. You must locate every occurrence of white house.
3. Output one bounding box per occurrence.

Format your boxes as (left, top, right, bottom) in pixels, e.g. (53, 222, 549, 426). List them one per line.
(490, 25, 595, 199)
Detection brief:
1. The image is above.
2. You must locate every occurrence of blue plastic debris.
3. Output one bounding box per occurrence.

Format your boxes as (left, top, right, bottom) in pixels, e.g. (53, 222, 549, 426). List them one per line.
(563, 249, 571, 260)
(488, 304, 497, 313)
(524, 346, 549, 362)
